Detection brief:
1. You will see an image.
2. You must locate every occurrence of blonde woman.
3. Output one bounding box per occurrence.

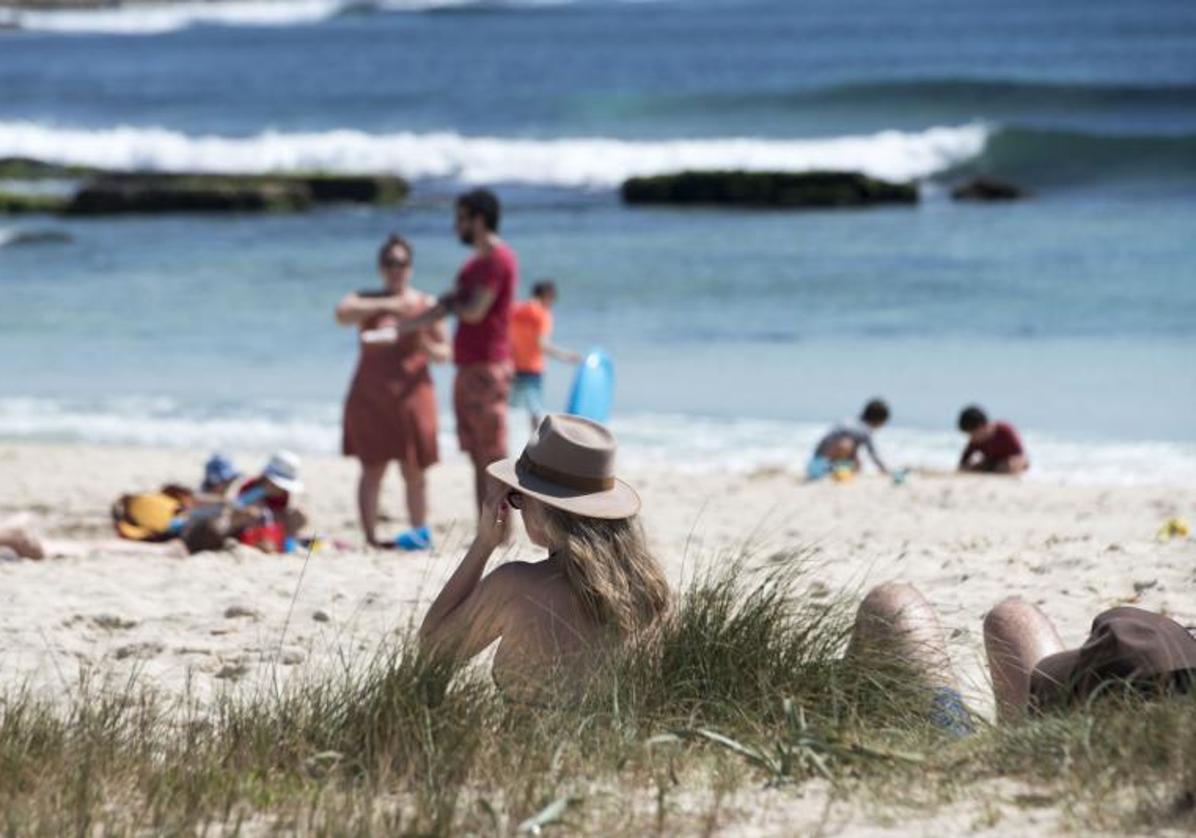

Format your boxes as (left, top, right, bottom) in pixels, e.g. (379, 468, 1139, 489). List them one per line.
(419, 414, 670, 699)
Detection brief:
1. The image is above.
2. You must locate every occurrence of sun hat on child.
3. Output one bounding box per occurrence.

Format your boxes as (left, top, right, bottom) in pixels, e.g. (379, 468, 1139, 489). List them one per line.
(203, 453, 240, 489)
(487, 414, 640, 519)
(262, 450, 304, 494)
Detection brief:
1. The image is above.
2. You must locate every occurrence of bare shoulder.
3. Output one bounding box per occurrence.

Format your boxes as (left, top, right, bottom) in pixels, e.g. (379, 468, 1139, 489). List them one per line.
(488, 560, 550, 584)
(486, 560, 568, 595)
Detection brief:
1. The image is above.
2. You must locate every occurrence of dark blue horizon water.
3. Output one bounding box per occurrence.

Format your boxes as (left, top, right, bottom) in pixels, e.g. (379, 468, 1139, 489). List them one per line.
(1, 0, 1194, 474)
(3, 0, 1196, 137)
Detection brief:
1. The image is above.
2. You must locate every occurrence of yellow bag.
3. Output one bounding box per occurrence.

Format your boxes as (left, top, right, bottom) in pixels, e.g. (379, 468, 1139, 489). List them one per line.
(112, 492, 187, 542)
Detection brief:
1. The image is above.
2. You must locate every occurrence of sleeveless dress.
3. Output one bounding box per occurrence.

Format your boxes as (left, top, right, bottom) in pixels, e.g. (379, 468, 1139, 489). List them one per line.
(342, 298, 439, 468)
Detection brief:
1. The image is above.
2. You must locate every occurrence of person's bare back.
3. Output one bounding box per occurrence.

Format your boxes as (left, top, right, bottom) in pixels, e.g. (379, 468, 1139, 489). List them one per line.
(418, 415, 670, 702)
(487, 557, 614, 700)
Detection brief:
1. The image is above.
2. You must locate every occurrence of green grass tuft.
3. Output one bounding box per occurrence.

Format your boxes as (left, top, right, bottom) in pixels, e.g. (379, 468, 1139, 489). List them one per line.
(1, 553, 1192, 833)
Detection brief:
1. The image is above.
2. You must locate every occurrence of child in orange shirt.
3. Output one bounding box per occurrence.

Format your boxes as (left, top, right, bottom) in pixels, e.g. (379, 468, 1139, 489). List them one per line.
(509, 280, 582, 431)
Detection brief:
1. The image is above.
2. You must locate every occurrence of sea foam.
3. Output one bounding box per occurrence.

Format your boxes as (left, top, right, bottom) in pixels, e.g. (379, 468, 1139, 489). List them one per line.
(4, 0, 570, 35)
(1, 397, 1193, 488)
(6, 0, 347, 34)
(0, 121, 990, 187)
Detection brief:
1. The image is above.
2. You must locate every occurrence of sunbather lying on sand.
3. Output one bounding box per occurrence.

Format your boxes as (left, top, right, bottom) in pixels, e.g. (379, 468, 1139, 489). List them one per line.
(984, 596, 1196, 721)
(179, 451, 309, 554)
(853, 582, 1196, 727)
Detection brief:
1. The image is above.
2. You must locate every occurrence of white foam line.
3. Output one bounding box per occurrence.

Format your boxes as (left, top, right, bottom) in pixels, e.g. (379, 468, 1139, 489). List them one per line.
(0, 121, 991, 187)
(2, 398, 1194, 488)
(8, 0, 349, 34)
(4, 0, 578, 35)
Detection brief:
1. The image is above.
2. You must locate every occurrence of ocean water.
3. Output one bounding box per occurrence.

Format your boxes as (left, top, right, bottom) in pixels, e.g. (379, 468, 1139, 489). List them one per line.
(1, 0, 1194, 484)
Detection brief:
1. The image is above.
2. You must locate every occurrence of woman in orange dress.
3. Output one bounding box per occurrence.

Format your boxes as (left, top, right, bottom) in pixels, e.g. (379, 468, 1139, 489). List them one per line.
(336, 234, 450, 549)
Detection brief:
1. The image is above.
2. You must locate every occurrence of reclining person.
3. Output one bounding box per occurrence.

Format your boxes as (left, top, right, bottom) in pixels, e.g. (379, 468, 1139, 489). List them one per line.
(984, 597, 1196, 722)
(182, 451, 308, 554)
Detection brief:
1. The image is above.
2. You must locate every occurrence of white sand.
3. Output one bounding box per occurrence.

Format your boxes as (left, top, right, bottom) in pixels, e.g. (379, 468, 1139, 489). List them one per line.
(3, 441, 1192, 713)
(1, 441, 1194, 833)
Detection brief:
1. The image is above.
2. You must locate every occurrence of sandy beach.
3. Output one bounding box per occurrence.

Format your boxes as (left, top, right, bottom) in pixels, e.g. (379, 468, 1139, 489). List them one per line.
(3, 440, 1192, 720)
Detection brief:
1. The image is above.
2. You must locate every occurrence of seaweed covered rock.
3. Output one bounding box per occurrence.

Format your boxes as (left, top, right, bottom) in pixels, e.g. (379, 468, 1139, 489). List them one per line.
(62, 173, 409, 215)
(621, 170, 918, 208)
(302, 174, 408, 205)
(0, 157, 103, 180)
(950, 177, 1027, 202)
(65, 175, 313, 215)
(0, 190, 69, 214)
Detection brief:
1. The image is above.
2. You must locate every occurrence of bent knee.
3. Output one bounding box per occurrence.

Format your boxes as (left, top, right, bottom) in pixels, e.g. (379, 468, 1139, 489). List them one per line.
(861, 581, 925, 614)
(983, 596, 1038, 638)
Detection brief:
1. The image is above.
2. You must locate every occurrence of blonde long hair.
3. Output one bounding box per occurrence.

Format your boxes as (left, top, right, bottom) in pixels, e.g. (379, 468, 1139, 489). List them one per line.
(539, 505, 671, 637)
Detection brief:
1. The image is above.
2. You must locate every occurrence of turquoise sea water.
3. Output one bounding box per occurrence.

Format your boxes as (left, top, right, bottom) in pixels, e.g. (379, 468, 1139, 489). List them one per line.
(1, 0, 1194, 482)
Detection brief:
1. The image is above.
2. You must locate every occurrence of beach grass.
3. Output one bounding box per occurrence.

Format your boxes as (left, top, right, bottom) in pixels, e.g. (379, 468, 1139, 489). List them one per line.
(1, 554, 1192, 834)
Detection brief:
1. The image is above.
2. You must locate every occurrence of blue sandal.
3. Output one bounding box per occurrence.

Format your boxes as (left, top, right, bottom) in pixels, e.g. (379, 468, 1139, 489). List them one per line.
(394, 525, 432, 551)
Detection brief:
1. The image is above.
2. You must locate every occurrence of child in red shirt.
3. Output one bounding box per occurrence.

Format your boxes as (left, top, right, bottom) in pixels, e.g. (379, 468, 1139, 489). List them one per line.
(958, 405, 1029, 474)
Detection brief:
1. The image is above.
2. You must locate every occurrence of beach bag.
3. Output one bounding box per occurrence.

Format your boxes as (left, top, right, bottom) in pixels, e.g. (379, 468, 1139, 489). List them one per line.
(112, 491, 189, 542)
(238, 520, 287, 553)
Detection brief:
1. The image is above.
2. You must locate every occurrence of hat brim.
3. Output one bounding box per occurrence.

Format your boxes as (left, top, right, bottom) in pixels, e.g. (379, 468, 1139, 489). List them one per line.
(265, 475, 304, 494)
(1028, 648, 1082, 711)
(487, 457, 640, 520)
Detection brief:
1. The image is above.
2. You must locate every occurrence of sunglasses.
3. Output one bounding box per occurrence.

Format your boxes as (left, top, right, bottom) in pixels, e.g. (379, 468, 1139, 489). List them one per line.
(507, 491, 525, 510)
(381, 256, 410, 269)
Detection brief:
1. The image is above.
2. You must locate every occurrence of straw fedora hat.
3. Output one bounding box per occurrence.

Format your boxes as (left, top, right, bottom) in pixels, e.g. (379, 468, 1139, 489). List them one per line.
(487, 414, 640, 519)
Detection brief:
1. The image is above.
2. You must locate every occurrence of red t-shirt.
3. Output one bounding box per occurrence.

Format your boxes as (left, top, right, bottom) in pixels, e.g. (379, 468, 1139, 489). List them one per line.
(237, 476, 288, 515)
(453, 244, 518, 366)
(962, 421, 1025, 468)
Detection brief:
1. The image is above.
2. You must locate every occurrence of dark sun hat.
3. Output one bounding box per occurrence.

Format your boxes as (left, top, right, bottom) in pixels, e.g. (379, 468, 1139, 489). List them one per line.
(1030, 607, 1196, 711)
(487, 414, 640, 520)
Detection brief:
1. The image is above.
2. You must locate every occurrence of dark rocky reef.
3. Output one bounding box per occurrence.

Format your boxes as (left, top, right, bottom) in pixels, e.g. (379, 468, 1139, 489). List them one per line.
(0, 164, 409, 215)
(65, 175, 315, 214)
(950, 177, 1027, 202)
(621, 170, 918, 209)
(0, 157, 104, 179)
(0, 191, 68, 213)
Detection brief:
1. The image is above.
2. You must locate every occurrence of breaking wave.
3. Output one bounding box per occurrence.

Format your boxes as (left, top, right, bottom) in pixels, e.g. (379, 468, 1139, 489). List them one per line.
(1, 0, 578, 35)
(0, 121, 990, 187)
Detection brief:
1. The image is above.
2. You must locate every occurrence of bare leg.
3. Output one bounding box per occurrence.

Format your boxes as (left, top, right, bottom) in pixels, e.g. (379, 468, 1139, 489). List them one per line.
(849, 582, 959, 691)
(0, 517, 46, 560)
(983, 597, 1065, 723)
(284, 508, 308, 538)
(357, 461, 388, 545)
(399, 460, 428, 528)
